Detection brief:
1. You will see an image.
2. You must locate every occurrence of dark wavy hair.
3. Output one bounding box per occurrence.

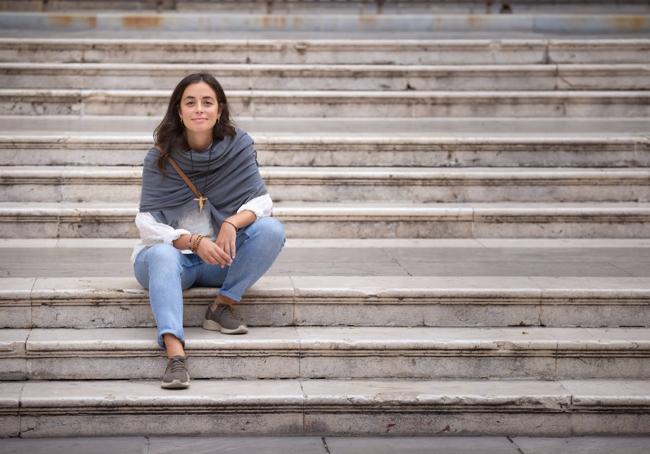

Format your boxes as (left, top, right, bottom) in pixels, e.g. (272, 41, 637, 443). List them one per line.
(154, 72, 236, 174)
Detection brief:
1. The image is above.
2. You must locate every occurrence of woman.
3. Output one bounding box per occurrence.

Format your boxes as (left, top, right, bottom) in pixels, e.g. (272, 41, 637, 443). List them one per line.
(132, 73, 285, 389)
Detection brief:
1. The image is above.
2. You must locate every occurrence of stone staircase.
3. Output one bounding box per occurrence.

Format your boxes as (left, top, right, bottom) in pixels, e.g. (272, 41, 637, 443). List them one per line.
(0, 0, 649, 440)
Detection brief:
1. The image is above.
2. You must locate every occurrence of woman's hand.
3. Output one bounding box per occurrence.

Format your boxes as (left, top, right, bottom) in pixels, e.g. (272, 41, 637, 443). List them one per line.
(196, 236, 233, 267)
(215, 220, 238, 262)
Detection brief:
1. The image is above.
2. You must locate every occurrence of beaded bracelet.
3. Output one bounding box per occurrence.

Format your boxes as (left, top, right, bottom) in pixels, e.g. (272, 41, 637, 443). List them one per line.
(190, 234, 205, 253)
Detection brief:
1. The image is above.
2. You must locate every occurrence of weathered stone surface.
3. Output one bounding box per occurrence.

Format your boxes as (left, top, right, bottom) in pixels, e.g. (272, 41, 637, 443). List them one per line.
(0, 437, 147, 454)
(2, 62, 647, 91)
(18, 379, 305, 437)
(3, 89, 650, 118)
(512, 436, 650, 454)
(0, 381, 22, 437)
(326, 436, 521, 453)
(3, 166, 650, 203)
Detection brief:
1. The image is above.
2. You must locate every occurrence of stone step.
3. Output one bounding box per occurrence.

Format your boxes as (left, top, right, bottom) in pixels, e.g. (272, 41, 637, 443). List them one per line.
(1, 326, 648, 381)
(2, 133, 649, 168)
(4, 0, 650, 14)
(1, 12, 649, 36)
(2, 275, 649, 329)
(2, 63, 649, 91)
(2, 166, 649, 203)
(2, 89, 649, 117)
(0, 38, 647, 65)
(3, 115, 647, 135)
(1, 378, 648, 436)
(1, 201, 649, 238)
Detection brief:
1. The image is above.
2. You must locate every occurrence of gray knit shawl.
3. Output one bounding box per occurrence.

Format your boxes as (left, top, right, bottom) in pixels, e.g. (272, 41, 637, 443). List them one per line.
(139, 127, 268, 231)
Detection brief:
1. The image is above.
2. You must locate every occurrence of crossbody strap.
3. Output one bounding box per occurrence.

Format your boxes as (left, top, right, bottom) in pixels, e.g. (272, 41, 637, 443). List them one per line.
(168, 157, 209, 212)
(168, 157, 204, 199)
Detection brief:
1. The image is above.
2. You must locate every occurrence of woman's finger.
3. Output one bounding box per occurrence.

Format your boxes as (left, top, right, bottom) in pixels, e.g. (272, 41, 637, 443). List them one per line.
(212, 243, 232, 266)
(230, 238, 236, 259)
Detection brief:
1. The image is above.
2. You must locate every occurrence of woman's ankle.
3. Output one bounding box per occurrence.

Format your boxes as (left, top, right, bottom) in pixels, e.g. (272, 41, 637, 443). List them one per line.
(163, 333, 185, 358)
(211, 293, 237, 310)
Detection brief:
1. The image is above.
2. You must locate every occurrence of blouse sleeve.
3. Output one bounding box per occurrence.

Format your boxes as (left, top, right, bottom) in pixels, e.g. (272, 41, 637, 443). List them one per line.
(134, 211, 191, 245)
(237, 193, 273, 219)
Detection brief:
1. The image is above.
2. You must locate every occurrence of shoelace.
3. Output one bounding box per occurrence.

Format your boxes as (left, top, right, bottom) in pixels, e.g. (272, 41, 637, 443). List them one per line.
(168, 357, 186, 373)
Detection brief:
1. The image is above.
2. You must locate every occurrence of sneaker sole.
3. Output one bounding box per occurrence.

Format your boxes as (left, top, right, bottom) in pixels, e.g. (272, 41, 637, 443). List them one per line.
(160, 378, 190, 389)
(202, 319, 248, 334)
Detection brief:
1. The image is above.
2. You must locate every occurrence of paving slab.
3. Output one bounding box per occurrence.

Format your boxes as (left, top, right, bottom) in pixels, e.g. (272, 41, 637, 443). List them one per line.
(0, 437, 146, 454)
(1, 436, 649, 454)
(326, 436, 519, 454)
(511, 436, 650, 454)
(148, 436, 327, 454)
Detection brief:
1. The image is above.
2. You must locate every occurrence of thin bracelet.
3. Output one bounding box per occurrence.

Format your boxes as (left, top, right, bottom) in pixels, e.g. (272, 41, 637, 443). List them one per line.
(188, 233, 195, 250)
(223, 220, 239, 231)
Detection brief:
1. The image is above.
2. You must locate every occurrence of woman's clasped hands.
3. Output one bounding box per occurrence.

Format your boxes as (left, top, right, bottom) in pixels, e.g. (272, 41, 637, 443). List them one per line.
(196, 221, 237, 268)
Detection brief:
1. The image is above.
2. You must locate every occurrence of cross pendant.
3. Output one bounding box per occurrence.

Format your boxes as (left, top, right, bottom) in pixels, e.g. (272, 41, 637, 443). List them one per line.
(195, 196, 208, 213)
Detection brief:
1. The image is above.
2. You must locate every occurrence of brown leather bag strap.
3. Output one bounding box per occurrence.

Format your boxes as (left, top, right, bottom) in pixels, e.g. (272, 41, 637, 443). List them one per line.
(168, 157, 204, 200)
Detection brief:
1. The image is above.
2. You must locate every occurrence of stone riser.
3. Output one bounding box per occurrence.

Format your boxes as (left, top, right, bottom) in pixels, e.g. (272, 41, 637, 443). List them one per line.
(4, 352, 649, 381)
(1, 39, 647, 65)
(2, 64, 648, 91)
(2, 206, 650, 238)
(2, 379, 648, 437)
(2, 138, 648, 168)
(3, 326, 647, 381)
(7, 410, 650, 438)
(3, 90, 649, 117)
(2, 181, 648, 204)
(0, 215, 650, 238)
(5, 299, 650, 330)
(3, 275, 650, 329)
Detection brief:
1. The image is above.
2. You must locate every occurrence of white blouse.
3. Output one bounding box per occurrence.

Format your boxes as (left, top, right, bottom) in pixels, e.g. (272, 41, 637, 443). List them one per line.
(131, 193, 273, 264)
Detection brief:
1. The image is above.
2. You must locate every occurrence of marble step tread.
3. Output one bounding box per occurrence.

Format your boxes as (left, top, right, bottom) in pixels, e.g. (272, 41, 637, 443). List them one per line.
(1, 327, 649, 380)
(1, 38, 648, 65)
(1, 379, 649, 437)
(2, 275, 650, 329)
(3, 89, 648, 118)
(5, 325, 649, 351)
(2, 62, 648, 91)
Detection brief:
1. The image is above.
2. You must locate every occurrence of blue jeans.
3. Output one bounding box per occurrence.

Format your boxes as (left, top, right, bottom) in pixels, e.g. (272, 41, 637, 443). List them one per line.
(133, 217, 286, 349)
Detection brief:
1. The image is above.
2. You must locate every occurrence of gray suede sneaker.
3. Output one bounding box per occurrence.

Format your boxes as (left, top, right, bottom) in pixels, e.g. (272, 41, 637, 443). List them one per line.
(161, 355, 190, 389)
(203, 303, 248, 334)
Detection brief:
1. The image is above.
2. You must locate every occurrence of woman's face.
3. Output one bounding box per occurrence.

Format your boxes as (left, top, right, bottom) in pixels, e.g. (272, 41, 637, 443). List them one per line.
(178, 81, 220, 134)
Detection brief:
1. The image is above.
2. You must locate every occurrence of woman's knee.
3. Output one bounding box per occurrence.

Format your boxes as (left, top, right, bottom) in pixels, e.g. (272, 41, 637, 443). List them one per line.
(145, 243, 183, 271)
(255, 217, 286, 247)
